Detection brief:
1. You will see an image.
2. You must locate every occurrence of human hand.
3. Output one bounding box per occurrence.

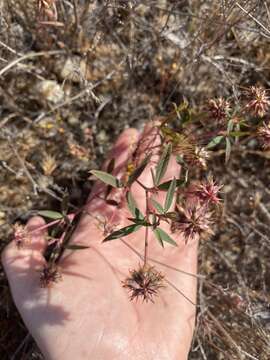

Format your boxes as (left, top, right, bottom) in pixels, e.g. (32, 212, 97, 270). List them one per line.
(2, 124, 198, 360)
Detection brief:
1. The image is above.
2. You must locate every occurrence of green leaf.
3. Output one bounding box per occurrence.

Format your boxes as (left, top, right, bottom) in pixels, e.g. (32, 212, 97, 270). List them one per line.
(127, 154, 151, 186)
(155, 143, 172, 186)
(182, 168, 189, 186)
(158, 179, 184, 191)
(175, 154, 187, 166)
(227, 119, 234, 133)
(151, 199, 165, 214)
(90, 170, 121, 188)
(103, 224, 141, 242)
(173, 101, 190, 123)
(159, 212, 178, 221)
(206, 136, 224, 149)
(154, 227, 178, 247)
(38, 210, 63, 220)
(225, 137, 232, 164)
(151, 213, 159, 227)
(105, 159, 116, 198)
(128, 218, 150, 226)
(126, 191, 144, 219)
(153, 228, 164, 247)
(164, 177, 176, 212)
(65, 244, 90, 250)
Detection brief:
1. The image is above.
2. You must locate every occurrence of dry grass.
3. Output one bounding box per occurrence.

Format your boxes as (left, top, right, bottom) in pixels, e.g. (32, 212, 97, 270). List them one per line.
(0, 0, 270, 358)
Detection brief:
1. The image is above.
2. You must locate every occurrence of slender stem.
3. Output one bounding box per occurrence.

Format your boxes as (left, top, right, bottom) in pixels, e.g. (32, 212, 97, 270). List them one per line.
(0, 50, 63, 77)
(29, 218, 62, 233)
(144, 190, 150, 267)
(136, 179, 150, 191)
(28, 214, 75, 234)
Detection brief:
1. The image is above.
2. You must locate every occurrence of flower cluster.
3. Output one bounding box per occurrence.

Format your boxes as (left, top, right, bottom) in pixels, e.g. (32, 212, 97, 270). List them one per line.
(122, 265, 165, 303)
(188, 178, 222, 205)
(193, 147, 210, 168)
(208, 98, 231, 122)
(13, 223, 31, 249)
(161, 127, 195, 158)
(257, 122, 270, 149)
(171, 204, 214, 243)
(40, 264, 62, 288)
(245, 86, 270, 118)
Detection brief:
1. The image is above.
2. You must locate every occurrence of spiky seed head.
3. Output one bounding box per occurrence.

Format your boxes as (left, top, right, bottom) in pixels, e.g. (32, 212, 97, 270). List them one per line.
(161, 127, 195, 158)
(257, 122, 270, 149)
(41, 154, 57, 176)
(171, 204, 214, 243)
(188, 178, 223, 205)
(208, 98, 231, 121)
(245, 86, 270, 118)
(123, 265, 165, 303)
(13, 223, 31, 249)
(40, 264, 62, 288)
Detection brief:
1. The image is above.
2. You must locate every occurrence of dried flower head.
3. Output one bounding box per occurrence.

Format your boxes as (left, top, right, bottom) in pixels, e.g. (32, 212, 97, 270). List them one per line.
(40, 264, 62, 288)
(208, 98, 231, 121)
(257, 122, 270, 149)
(171, 204, 214, 243)
(123, 265, 165, 302)
(13, 223, 31, 249)
(161, 126, 195, 157)
(188, 178, 223, 205)
(160, 126, 210, 169)
(193, 147, 210, 168)
(245, 86, 270, 118)
(41, 154, 57, 176)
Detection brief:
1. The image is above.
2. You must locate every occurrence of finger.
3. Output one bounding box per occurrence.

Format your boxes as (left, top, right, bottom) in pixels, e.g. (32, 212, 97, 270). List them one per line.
(1, 216, 47, 275)
(26, 216, 47, 253)
(86, 127, 139, 210)
(131, 120, 181, 212)
(151, 155, 180, 212)
(1, 218, 48, 312)
(74, 128, 139, 240)
(135, 120, 161, 186)
(129, 122, 160, 212)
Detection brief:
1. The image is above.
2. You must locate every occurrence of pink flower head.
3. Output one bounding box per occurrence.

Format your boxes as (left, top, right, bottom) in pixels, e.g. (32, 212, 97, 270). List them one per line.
(189, 178, 223, 205)
(245, 86, 270, 118)
(171, 204, 214, 243)
(208, 98, 231, 122)
(123, 265, 165, 303)
(257, 122, 270, 149)
(13, 223, 31, 249)
(40, 264, 62, 288)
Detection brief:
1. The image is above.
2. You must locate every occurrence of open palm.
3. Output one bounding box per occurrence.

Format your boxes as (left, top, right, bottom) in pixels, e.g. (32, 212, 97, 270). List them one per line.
(2, 125, 198, 360)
